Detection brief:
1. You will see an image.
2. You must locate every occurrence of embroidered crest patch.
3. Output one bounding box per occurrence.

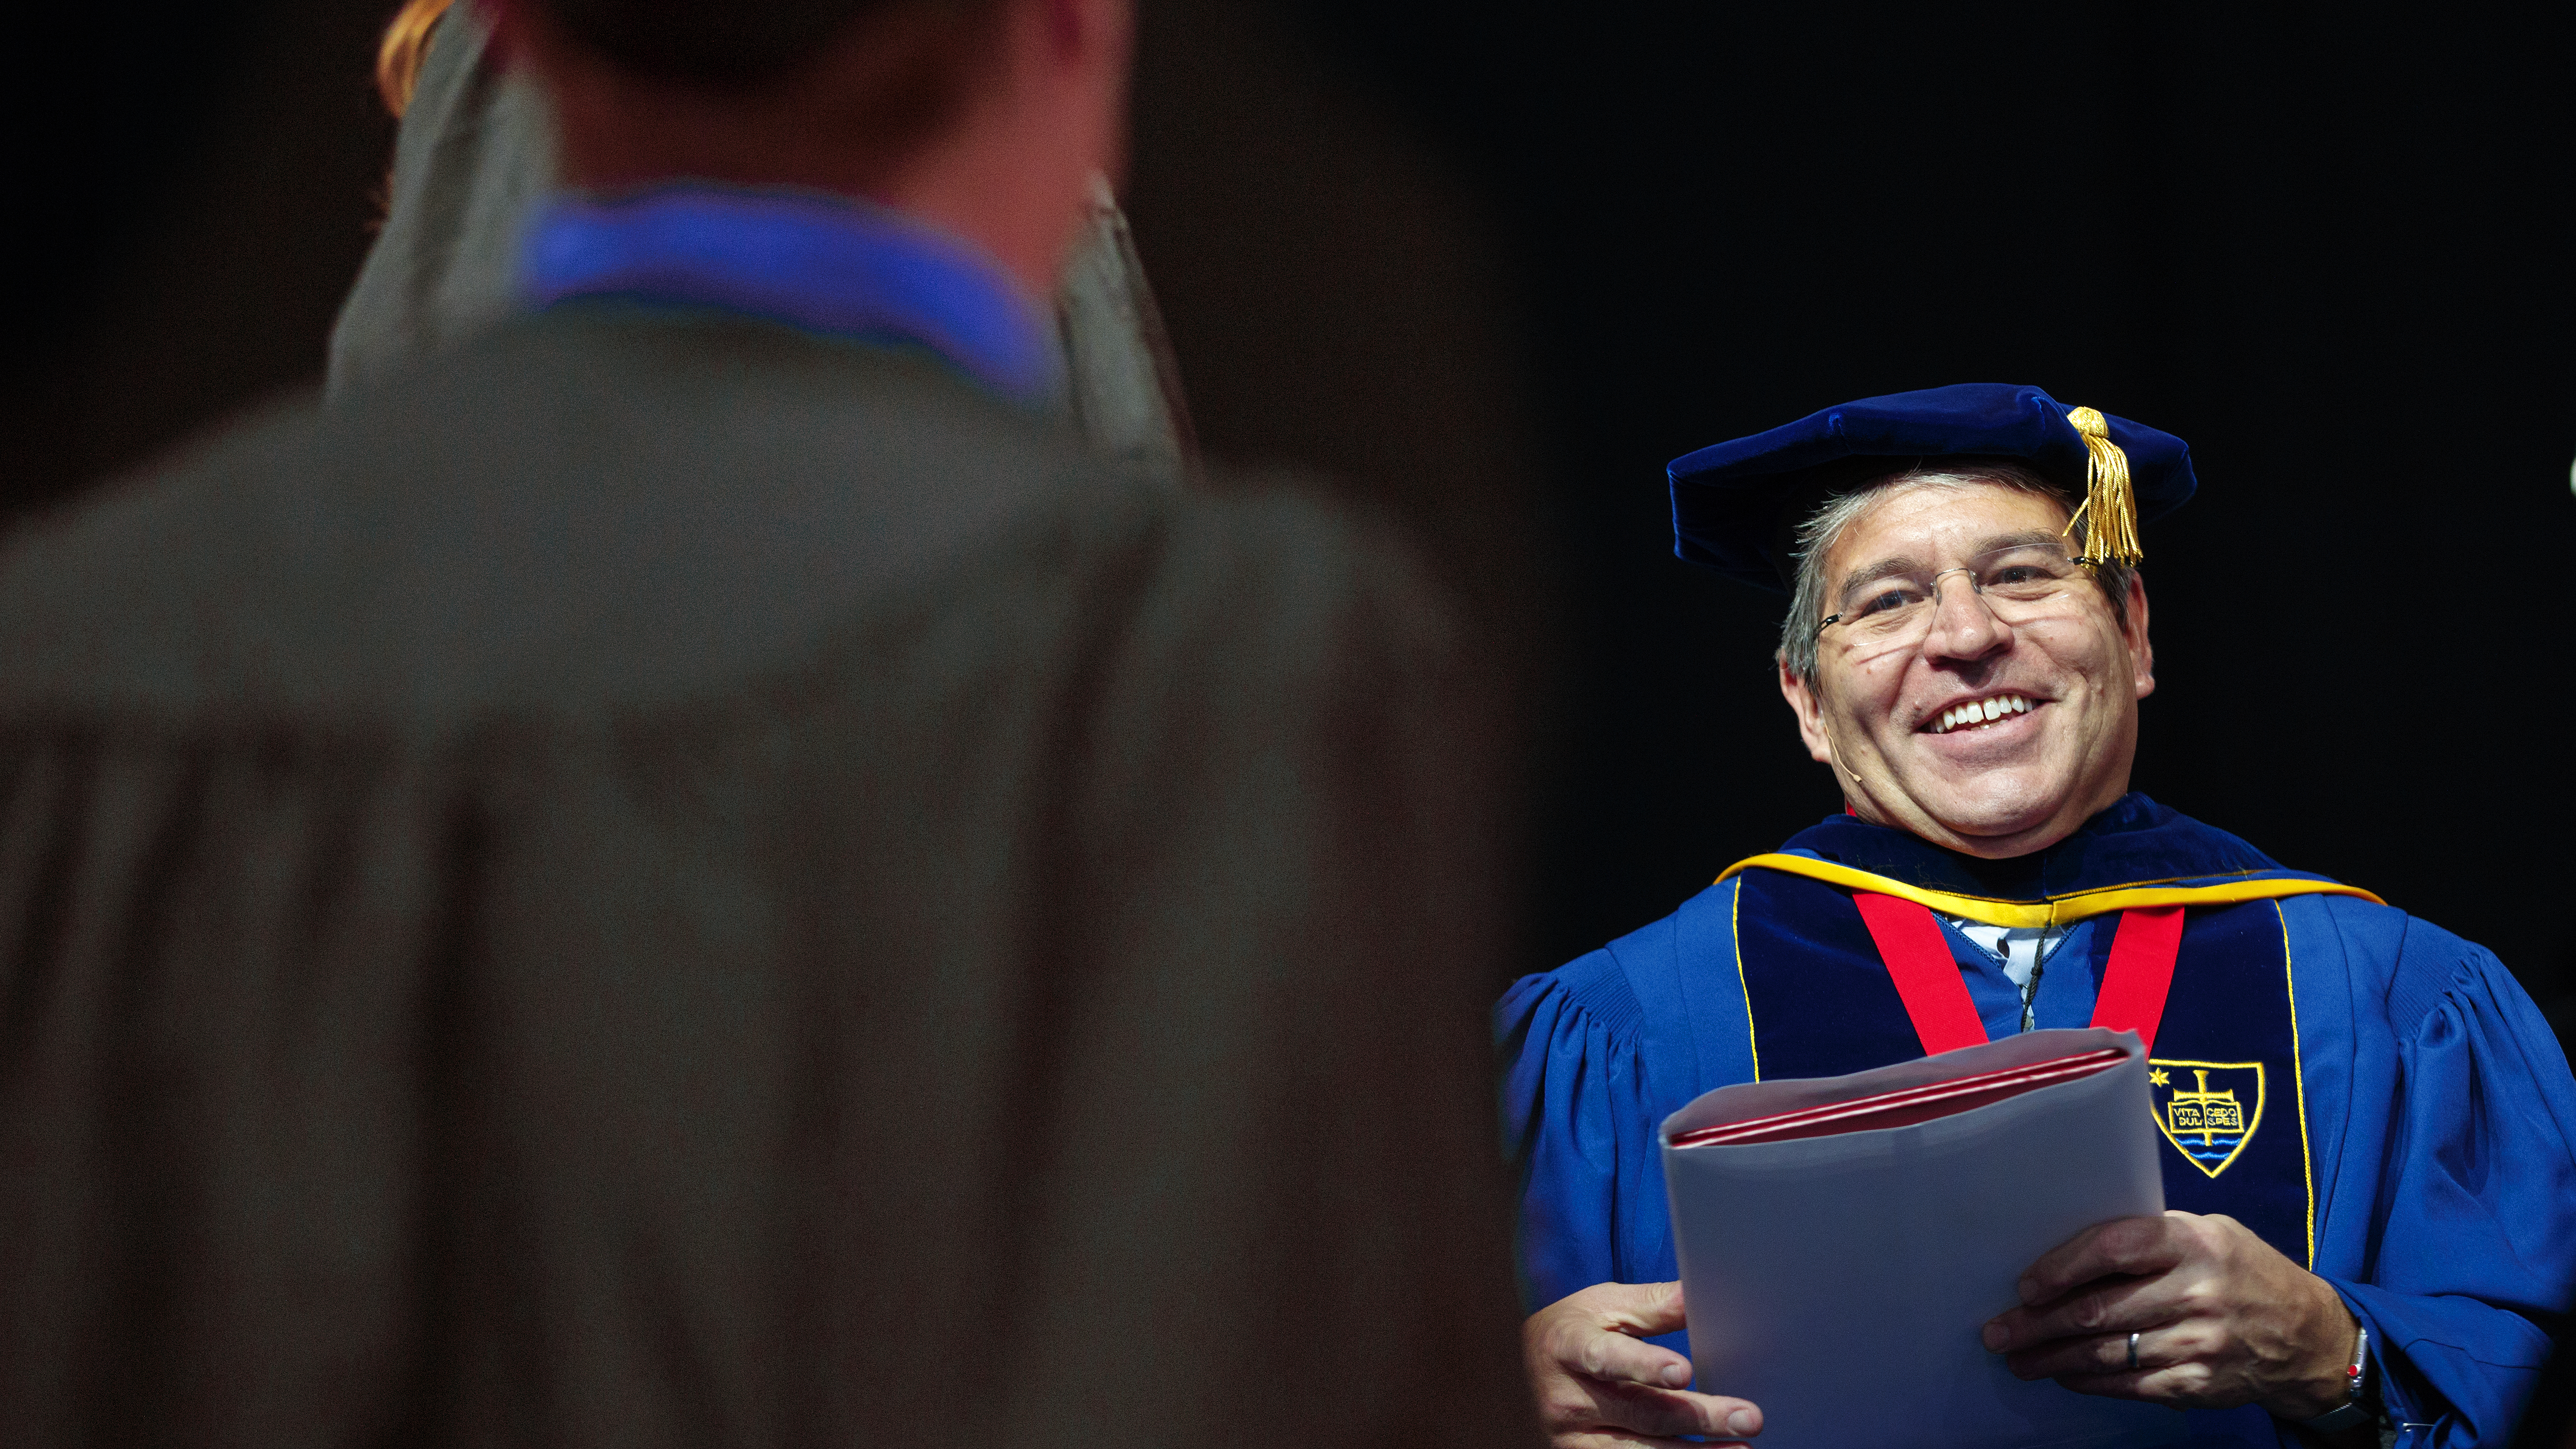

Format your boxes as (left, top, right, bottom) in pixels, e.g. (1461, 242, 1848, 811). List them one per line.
(2148, 1060, 2266, 1178)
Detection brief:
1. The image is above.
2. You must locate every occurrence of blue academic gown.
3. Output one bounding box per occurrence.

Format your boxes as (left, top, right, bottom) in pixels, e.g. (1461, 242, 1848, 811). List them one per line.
(1499, 795, 2576, 1448)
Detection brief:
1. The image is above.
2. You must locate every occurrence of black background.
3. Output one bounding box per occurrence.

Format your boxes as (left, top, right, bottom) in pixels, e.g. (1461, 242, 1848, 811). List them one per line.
(13, 0, 2573, 1029)
(1288, 0, 2576, 1027)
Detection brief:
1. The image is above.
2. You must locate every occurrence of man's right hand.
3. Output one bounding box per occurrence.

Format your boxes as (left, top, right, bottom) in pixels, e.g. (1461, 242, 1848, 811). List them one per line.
(1522, 1281, 1765, 1449)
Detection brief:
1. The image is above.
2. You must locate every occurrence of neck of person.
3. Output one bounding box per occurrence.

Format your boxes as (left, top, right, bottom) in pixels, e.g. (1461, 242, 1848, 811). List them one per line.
(513, 5, 1119, 301)
(1838, 776, 2134, 862)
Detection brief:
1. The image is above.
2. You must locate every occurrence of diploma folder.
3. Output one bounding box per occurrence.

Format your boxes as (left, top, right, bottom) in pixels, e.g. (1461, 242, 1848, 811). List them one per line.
(1660, 1027, 2187, 1449)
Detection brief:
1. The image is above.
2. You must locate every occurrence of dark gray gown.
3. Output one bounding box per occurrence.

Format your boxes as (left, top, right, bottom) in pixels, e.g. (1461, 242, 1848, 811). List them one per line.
(0, 26, 1530, 1445)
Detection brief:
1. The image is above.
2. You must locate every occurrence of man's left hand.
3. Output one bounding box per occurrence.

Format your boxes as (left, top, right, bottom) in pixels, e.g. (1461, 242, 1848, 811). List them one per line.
(1980, 1211, 2360, 1422)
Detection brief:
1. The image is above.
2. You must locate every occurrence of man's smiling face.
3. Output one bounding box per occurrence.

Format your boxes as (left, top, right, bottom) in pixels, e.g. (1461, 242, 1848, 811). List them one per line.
(1777, 479, 2156, 858)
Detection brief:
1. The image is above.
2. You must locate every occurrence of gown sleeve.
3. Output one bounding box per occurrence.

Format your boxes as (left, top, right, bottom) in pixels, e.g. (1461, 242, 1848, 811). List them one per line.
(2321, 929, 2576, 1448)
(1496, 952, 1665, 1314)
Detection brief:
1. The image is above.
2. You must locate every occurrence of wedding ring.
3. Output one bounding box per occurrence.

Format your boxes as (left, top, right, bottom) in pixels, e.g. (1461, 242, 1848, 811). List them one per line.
(2126, 1331, 2141, 1371)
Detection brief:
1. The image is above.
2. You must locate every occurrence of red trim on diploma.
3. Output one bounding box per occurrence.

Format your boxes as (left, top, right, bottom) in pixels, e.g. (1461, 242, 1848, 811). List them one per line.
(1670, 1047, 2126, 1148)
(1853, 894, 2185, 1056)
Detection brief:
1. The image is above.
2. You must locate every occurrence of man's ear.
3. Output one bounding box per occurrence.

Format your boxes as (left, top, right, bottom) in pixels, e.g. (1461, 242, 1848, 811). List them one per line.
(2124, 572, 2155, 700)
(1778, 656, 1836, 766)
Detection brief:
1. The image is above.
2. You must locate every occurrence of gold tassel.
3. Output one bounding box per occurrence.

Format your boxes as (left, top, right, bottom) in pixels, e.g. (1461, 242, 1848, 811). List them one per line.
(2060, 405, 2142, 568)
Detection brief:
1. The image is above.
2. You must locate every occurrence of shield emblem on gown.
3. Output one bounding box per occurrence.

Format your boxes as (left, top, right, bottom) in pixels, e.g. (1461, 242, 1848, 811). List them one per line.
(2147, 1060, 2264, 1178)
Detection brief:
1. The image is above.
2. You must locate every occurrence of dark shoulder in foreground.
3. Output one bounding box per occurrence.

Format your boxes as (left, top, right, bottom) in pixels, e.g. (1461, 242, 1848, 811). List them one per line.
(0, 307, 1440, 731)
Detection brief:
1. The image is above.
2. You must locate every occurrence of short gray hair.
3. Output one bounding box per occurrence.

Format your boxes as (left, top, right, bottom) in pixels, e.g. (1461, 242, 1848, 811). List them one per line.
(1775, 463, 2135, 682)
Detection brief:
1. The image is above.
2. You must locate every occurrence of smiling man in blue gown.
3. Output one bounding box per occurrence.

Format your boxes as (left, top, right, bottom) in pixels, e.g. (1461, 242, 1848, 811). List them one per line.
(1501, 384, 2576, 1449)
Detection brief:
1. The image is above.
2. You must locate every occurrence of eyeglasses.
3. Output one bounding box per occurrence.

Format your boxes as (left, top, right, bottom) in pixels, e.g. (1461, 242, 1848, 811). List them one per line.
(1816, 541, 2093, 655)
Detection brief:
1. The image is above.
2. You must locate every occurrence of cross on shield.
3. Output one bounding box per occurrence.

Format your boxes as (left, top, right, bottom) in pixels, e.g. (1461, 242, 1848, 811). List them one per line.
(2147, 1060, 2266, 1178)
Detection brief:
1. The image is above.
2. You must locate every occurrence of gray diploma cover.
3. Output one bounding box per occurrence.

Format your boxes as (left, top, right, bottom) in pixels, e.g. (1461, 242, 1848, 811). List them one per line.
(1661, 1028, 2185, 1449)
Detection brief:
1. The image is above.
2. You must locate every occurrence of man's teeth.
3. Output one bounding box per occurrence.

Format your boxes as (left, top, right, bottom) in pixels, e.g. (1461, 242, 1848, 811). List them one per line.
(1932, 694, 2034, 734)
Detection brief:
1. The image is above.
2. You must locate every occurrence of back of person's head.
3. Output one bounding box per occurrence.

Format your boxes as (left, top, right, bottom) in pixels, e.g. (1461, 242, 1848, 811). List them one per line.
(498, 0, 1130, 294)
(534, 0, 996, 87)
(515, 0, 1014, 167)
(377, 0, 998, 120)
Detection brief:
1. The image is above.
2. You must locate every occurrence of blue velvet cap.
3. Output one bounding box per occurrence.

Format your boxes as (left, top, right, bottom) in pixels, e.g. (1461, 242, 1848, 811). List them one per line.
(1668, 383, 2197, 590)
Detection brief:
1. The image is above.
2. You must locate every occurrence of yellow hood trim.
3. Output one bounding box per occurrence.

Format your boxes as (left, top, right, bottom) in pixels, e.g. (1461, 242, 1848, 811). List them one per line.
(1714, 854, 2385, 931)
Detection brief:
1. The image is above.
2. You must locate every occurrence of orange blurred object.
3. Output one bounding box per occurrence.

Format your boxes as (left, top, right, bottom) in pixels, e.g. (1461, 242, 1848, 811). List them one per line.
(375, 0, 455, 117)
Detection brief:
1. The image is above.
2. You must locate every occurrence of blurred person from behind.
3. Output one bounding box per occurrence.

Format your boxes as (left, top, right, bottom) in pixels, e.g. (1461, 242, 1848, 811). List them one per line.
(0, 0, 1536, 1444)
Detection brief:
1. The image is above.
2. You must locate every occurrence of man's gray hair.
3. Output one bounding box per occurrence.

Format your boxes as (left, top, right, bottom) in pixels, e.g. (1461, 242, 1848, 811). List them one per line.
(1776, 462, 2136, 683)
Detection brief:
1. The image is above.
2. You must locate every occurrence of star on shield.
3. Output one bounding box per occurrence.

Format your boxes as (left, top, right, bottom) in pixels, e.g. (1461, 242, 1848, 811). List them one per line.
(2147, 1059, 2266, 1178)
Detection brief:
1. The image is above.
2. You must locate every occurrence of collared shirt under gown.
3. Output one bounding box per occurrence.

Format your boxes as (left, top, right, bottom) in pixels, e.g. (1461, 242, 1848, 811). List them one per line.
(0, 214, 1533, 1447)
